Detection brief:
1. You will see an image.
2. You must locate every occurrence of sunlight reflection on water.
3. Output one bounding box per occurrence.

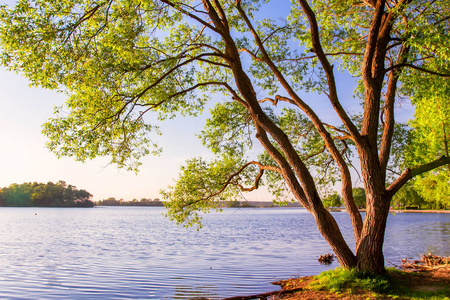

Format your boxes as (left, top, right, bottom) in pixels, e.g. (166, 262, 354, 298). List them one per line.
(0, 207, 448, 299)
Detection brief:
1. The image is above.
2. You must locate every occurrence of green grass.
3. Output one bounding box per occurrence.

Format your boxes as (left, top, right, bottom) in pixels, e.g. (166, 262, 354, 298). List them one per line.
(310, 267, 390, 294)
(309, 267, 450, 299)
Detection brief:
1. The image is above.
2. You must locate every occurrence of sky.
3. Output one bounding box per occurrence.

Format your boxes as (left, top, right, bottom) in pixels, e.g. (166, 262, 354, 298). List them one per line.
(0, 1, 415, 202)
(0, 66, 213, 201)
(0, 0, 292, 202)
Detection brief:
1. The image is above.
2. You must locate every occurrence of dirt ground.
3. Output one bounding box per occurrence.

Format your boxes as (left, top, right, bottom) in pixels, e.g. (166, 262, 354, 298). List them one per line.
(222, 266, 450, 300)
(276, 267, 450, 300)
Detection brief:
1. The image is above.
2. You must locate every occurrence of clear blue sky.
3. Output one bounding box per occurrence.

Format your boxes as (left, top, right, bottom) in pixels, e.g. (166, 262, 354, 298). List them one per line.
(0, 1, 414, 202)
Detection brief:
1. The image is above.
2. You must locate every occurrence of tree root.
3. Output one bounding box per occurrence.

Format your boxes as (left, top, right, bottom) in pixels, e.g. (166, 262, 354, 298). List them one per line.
(221, 287, 304, 300)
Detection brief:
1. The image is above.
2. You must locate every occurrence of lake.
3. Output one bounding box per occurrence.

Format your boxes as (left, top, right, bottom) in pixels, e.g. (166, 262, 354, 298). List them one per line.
(0, 207, 448, 299)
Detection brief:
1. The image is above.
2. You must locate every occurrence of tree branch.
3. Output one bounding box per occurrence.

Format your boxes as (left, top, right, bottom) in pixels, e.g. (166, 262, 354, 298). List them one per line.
(133, 53, 224, 101)
(303, 145, 326, 161)
(160, 0, 219, 33)
(234, 169, 264, 192)
(296, 0, 364, 241)
(167, 81, 230, 99)
(379, 44, 410, 175)
(297, 0, 362, 143)
(323, 123, 352, 139)
(258, 95, 296, 106)
(238, 48, 263, 61)
(280, 52, 363, 62)
(199, 161, 280, 201)
(385, 63, 450, 77)
(253, 124, 310, 210)
(210, 0, 229, 31)
(387, 156, 450, 196)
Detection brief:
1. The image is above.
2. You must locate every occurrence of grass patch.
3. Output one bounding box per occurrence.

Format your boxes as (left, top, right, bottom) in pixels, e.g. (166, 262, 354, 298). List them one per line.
(308, 267, 450, 299)
(310, 267, 390, 294)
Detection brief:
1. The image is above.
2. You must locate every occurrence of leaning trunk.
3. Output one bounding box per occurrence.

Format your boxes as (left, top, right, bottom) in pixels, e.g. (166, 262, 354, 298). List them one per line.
(310, 199, 357, 268)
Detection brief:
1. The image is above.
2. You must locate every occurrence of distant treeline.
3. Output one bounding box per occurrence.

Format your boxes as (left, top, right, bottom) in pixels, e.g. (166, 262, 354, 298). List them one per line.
(96, 198, 302, 208)
(223, 200, 301, 208)
(96, 197, 164, 206)
(0, 181, 94, 207)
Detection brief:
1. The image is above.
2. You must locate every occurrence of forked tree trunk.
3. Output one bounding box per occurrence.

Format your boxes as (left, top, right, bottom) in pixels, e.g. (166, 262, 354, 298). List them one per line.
(311, 143, 393, 274)
(313, 189, 391, 274)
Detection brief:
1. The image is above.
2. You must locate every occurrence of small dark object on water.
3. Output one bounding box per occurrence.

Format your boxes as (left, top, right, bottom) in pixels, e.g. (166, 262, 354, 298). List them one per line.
(318, 253, 334, 264)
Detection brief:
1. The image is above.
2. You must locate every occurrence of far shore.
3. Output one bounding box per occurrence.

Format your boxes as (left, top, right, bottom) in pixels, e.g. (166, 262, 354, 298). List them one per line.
(374, 209, 449, 214)
(391, 209, 450, 214)
(327, 208, 450, 214)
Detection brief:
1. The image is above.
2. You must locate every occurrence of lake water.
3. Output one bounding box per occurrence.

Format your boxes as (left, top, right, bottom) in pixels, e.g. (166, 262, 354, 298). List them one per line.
(0, 207, 448, 299)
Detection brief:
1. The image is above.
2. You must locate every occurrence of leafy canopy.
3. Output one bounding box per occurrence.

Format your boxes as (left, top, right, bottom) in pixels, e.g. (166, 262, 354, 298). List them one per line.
(403, 67, 450, 208)
(1, 0, 449, 228)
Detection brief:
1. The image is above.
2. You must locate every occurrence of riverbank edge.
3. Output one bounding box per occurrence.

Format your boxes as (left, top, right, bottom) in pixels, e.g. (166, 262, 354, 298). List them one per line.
(222, 267, 450, 300)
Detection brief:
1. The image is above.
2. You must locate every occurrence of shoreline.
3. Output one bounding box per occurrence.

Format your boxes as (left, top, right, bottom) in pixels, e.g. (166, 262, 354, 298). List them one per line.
(327, 208, 450, 214)
(223, 267, 450, 300)
(388, 209, 449, 214)
(389, 209, 450, 214)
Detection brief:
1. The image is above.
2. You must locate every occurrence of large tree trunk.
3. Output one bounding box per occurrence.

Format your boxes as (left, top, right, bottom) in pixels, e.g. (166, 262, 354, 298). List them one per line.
(355, 145, 392, 274)
(356, 192, 391, 273)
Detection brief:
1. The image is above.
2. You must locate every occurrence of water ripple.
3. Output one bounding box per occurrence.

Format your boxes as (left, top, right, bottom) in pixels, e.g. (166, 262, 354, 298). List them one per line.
(0, 207, 448, 299)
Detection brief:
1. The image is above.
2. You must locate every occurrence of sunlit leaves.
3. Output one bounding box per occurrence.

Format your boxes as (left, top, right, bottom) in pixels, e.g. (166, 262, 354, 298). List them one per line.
(403, 71, 449, 167)
(2, 0, 450, 228)
(322, 192, 341, 208)
(200, 101, 253, 155)
(403, 72, 450, 207)
(161, 155, 259, 228)
(276, 108, 349, 187)
(402, 0, 450, 62)
(413, 171, 450, 208)
(0, 0, 222, 171)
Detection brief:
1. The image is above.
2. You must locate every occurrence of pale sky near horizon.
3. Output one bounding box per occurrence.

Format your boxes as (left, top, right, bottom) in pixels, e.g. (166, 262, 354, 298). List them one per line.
(0, 66, 218, 201)
(0, 0, 288, 202)
(0, 1, 415, 202)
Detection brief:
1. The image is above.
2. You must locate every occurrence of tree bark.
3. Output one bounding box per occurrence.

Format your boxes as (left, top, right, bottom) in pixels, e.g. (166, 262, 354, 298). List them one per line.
(356, 191, 391, 273)
(310, 199, 357, 268)
(201, 0, 450, 276)
(355, 141, 392, 273)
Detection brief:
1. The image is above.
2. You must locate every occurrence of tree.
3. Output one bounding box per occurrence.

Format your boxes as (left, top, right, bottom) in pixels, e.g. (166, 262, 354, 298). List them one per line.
(1, 183, 34, 206)
(391, 181, 426, 209)
(1, 0, 449, 274)
(31, 181, 65, 206)
(97, 197, 120, 206)
(322, 192, 341, 209)
(352, 187, 366, 209)
(403, 71, 450, 209)
(0, 181, 93, 207)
